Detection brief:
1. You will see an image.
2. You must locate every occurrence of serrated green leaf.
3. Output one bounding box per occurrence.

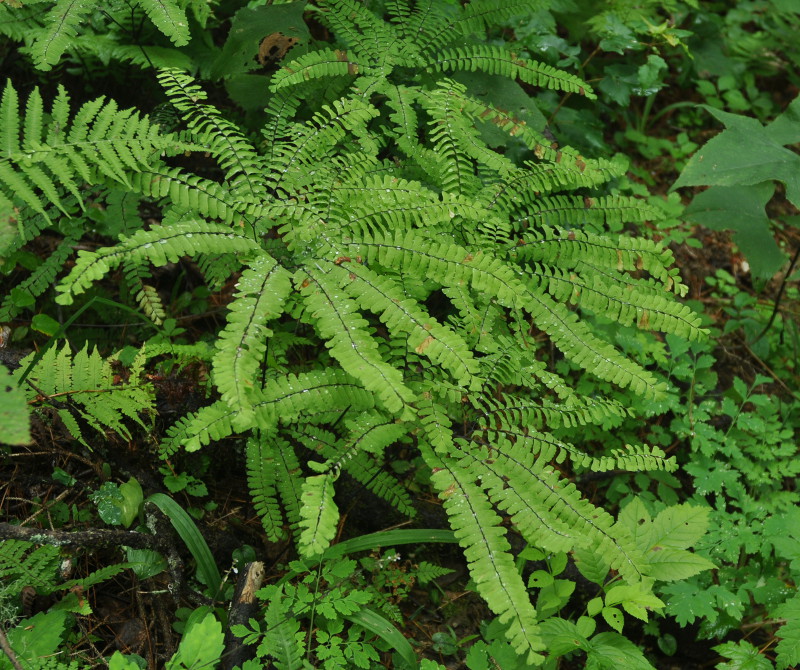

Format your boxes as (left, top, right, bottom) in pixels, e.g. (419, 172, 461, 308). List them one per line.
(772, 595, 800, 670)
(646, 547, 715, 581)
(585, 632, 656, 670)
(713, 640, 774, 670)
(601, 606, 624, 633)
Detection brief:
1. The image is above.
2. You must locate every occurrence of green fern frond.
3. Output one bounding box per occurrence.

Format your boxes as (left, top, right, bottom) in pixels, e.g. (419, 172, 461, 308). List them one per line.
(529, 265, 705, 338)
(513, 194, 662, 232)
(0, 234, 76, 322)
(463, 438, 649, 584)
(423, 444, 546, 664)
(0, 3, 46, 42)
(0, 540, 60, 593)
(246, 433, 286, 541)
(162, 369, 377, 454)
(416, 0, 542, 52)
(161, 399, 238, 455)
(484, 426, 675, 473)
(268, 98, 379, 198)
(298, 472, 339, 556)
(513, 227, 677, 285)
(122, 261, 165, 325)
(476, 394, 630, 431)
(137, 0, 190, 47)
(272, 49, 362, 90)
(55, 221, 259, 304)
(298, 265, 417, 416)
(272, 437, 304, 531)
(422, 82, 482, 195)
(30, 0, 95, 71)
(28, 0, 188, 71)
(320, 0, 398, 65)
(158, 69, 267, 202)
(432, 45, 595, 99)
(293, 425, 416, 516)
(130, 167, 264, 226)
(16, 342, 154, 445)
(213, 253, 292, 423)
(331, 260, 481, 388)
(1, 81, 169, 222)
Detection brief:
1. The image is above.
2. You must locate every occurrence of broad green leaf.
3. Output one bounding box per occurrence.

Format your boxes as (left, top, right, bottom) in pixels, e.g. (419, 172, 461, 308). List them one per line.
(6, 611, 67, 664)
(682, 183, 785, 278)
(604, 584, 664, 621)
(713, 640, 774, 670)
(662, 580, 719, 625)
(673, 104, 800, 208)
(539, 617, 590, 657)
(166, 613, 224, 670)
(118, 477, 144, 528)
(585, 632, 656, 670)
(646, 504, 711, 550)
(601, 606, 624, 633)
(646, 547, 715, 581)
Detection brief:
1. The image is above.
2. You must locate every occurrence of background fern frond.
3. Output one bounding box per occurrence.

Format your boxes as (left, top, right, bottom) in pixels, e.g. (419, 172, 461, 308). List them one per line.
(137, 0, 190, 47)
(30, 0, 95, 71)
(432, 45, 596, 99)
(246, 433, 286, 541)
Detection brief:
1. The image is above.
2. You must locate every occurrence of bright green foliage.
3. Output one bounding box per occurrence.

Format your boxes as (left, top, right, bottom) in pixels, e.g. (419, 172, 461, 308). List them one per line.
(111, 611, 225, 670)
(14, 343, 154, 446)
(2, 0, 712, 662)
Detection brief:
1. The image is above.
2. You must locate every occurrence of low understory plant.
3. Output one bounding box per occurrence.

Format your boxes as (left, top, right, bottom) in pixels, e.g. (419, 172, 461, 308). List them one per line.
(0, 0, 724, 666)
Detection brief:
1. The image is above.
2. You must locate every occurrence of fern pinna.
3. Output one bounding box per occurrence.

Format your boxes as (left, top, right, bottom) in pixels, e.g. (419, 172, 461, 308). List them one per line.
(47, 0, 707, 662)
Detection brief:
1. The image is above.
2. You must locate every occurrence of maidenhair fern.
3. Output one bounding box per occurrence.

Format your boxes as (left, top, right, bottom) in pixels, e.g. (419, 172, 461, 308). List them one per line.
(2, 0, 711, 661)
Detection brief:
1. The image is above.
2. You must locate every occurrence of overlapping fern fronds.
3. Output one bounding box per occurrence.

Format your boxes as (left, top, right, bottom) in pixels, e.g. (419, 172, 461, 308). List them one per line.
(45, 0, 710, 660)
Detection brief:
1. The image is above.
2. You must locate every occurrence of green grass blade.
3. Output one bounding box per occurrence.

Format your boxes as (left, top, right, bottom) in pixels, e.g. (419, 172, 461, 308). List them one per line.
(344, 607, 418, 670)
(146, 492, 222, 599)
